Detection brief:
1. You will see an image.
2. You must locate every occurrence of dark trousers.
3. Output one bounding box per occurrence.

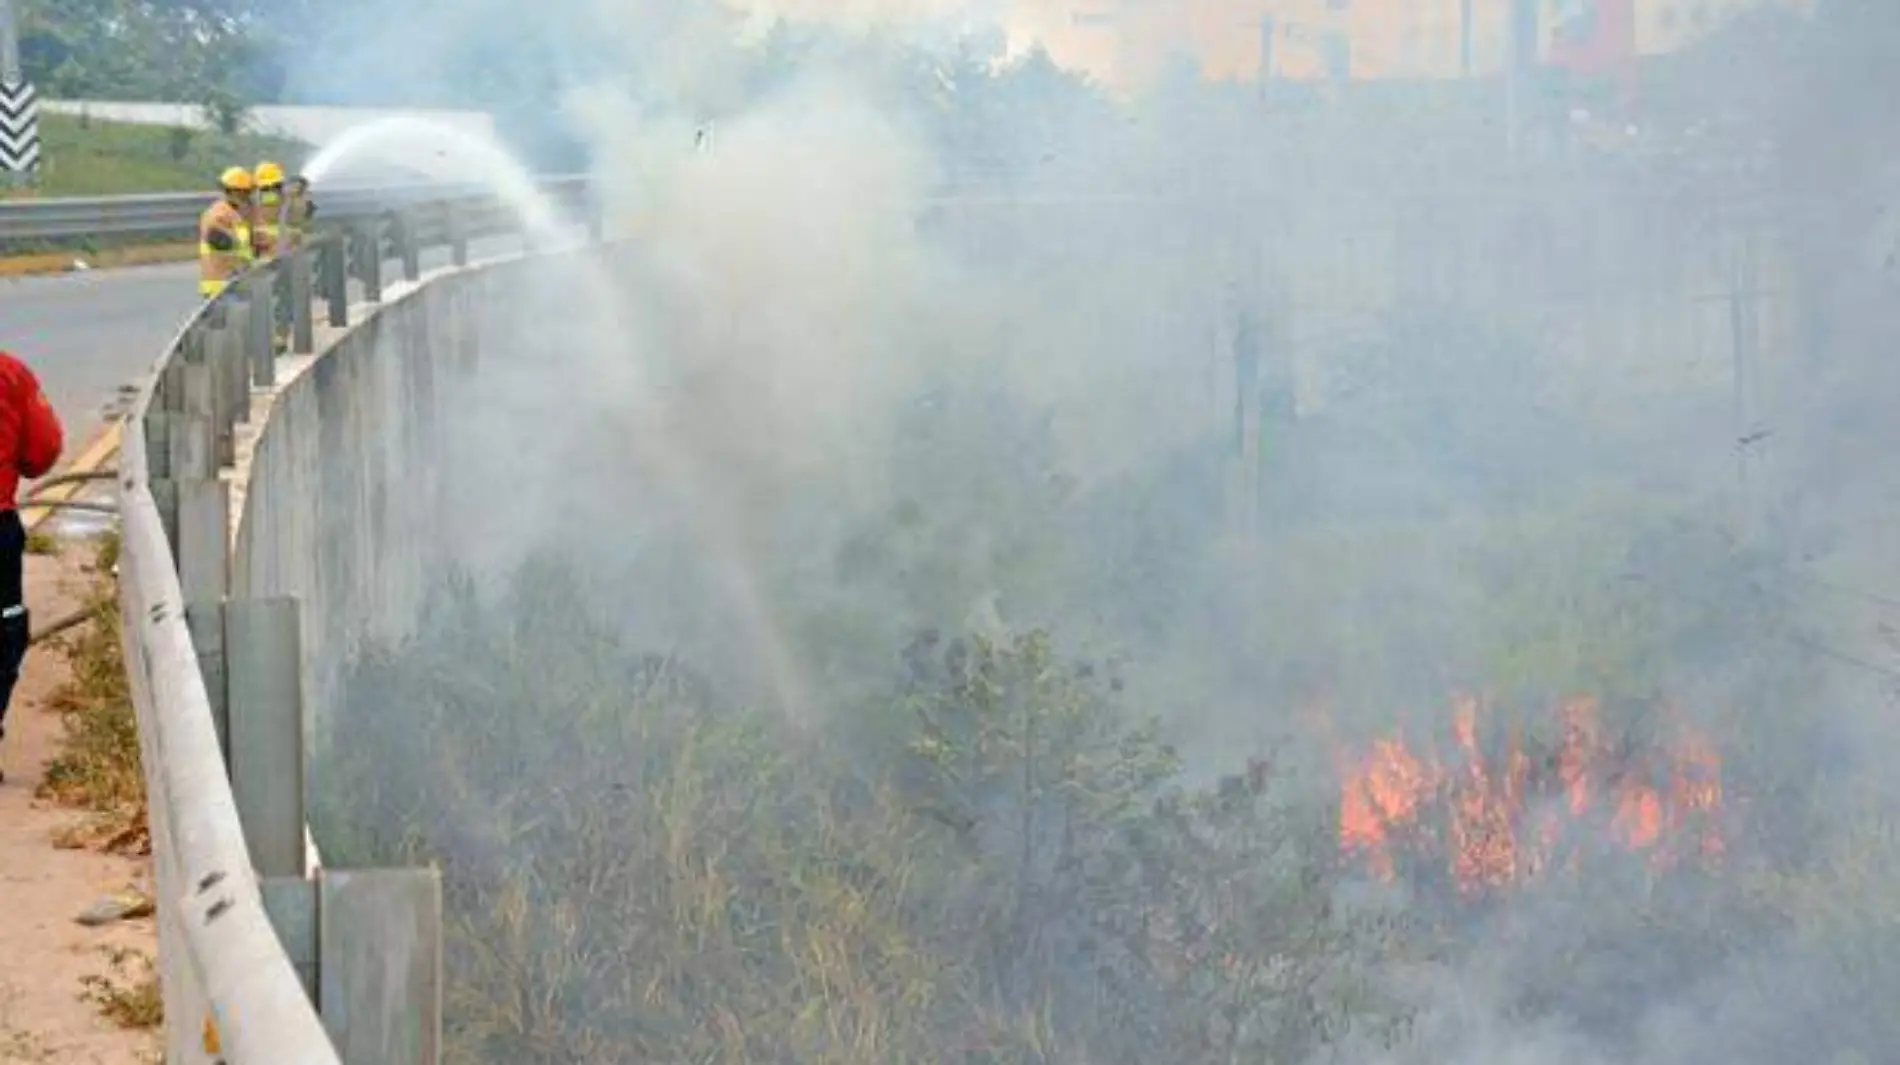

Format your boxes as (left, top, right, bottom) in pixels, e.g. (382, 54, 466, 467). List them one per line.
(0, 510, 29, 735)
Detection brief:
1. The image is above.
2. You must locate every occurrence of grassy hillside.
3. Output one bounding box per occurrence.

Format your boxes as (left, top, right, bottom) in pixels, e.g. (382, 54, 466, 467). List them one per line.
(1, 113, 308, 199)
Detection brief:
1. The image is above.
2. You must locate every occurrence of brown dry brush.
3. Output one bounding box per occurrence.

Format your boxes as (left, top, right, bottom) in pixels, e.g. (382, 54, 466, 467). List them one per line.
(318, 559, 1412, 1065)
(78, 946, 163, 1030)
(38, 536, 150, 856)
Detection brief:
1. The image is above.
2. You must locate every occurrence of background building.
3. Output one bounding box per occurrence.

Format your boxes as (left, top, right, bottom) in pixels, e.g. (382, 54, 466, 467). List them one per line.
(970, 0, 1814, 92)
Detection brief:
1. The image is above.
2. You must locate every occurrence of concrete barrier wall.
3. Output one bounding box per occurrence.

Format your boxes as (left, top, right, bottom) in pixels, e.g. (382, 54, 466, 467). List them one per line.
(232, 259, 523, 728)
(114, 167, 594, 1060)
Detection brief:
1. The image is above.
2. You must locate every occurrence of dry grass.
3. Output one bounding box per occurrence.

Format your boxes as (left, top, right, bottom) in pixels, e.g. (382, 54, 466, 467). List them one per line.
(37, 537, 149, 857)
(326, 561, 1411, 1065)
(22, 531, 59, 558)
(77, 948, 163, 1031)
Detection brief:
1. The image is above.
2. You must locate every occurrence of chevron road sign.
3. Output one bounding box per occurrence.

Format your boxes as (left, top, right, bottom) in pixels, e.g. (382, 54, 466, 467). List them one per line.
(1, 79, 40, 174)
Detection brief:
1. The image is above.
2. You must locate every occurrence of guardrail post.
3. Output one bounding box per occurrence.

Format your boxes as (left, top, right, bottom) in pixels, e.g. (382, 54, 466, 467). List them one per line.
(173, 354, 229, 603)
(159, 339, 188, 415)
(261, 879, 319, 1001)
(176, 480, 229, 605)
(202, 300, 230, 417)
(353, 223, 383, 303)
(201, 332, 229, 459)
(273, 264, 295, 359)
(183, 601, 229, 765)
(220, 597, 307, 880)
(174, 359, 214, 472)
(351, 222, 383, 305)
(182, 598, 306, 884)
(320, 236, 349, 328)
(318, 869, 442, 1065)
(290, 246, 316, 354)
(248, 275, 278, 389)
(395, 212, 421, 282)
(256, 868, 443, 1065)
(182, 326, 239, 475)
(146, 406, 181, 546)
(210, 308, 249, 444)
(445, 202, 468, 266)
(143, 416, 168, 480)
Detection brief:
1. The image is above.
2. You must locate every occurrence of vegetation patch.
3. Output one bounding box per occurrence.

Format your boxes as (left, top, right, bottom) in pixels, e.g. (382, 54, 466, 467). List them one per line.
(22, 530, 59, 557)
(78, 947, 163, 1031)
(0, 113, 305, 202)
(38, 536, 148, 857)
(327, 563, 1418, 1065)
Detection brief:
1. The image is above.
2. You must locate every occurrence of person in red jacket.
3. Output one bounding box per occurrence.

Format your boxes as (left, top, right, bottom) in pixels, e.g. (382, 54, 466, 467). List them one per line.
(0, 351, 63, 782)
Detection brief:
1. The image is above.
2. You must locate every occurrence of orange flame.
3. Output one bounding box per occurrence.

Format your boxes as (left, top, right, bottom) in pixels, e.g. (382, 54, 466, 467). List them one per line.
(1336, 696, 1724, 896)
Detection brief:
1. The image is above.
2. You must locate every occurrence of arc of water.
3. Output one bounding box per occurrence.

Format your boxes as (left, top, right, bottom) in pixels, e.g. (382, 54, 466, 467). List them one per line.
(302, 115, 815, 721)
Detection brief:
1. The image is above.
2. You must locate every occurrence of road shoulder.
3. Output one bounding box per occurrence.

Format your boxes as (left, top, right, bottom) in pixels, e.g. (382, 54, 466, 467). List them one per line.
(0, 544, 157, 1065)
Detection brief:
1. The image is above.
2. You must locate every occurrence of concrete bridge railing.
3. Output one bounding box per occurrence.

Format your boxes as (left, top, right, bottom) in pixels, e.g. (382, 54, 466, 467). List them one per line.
(118, 181, 595, 1065)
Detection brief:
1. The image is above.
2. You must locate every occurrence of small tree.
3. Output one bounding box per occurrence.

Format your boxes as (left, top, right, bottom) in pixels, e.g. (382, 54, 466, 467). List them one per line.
(201, 88, 249, 137)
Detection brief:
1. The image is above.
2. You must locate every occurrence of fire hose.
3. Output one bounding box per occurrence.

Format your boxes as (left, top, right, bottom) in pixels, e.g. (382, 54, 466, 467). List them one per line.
(29, 602, 103, 647)
(19, 469, 122, 645)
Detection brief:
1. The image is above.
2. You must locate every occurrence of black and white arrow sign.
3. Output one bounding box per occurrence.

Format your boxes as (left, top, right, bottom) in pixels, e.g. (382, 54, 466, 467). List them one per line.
(0, 80, 41, 174)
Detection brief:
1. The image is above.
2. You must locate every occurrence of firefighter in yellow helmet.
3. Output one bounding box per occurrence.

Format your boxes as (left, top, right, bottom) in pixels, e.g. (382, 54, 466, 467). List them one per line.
(250, 160, 306, 352)
(252, 160, 287, 259)
(251, 161, 317, 253)
(285, 173, 316, 243)
(198, 167, 255, 300)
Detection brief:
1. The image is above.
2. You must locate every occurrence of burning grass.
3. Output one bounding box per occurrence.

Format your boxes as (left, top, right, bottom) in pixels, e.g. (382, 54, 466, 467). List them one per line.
(1337, 695, 1726, 897)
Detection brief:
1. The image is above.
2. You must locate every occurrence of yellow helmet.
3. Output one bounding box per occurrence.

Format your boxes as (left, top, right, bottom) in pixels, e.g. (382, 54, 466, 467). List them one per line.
(219, 166, 254, 192)
(254, 161, 285, 187)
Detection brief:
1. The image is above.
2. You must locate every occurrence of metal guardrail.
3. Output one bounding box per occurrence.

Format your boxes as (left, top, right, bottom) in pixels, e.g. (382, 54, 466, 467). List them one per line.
(116, 178, 594, 1064)
(0, 174, 589, 244)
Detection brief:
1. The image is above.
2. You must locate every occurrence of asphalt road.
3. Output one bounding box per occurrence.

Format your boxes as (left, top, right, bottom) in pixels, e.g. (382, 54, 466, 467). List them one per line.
(0, 261, 199, 448)
(0, 237, 530, 452)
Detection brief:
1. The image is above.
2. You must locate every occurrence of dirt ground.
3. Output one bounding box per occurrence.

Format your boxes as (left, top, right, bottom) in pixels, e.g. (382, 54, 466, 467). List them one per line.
(0, 546, 157, 1065)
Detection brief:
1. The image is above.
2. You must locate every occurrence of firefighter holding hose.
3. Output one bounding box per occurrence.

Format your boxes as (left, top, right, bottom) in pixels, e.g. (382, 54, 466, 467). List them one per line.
(252, 161, 318, 257)
(252, 160, 289, 259)
(287, 173, 317, 243)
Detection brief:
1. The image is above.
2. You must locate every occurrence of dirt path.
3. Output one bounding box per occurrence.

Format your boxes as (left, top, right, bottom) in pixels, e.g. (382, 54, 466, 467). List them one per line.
(0, 547, 156, 1065)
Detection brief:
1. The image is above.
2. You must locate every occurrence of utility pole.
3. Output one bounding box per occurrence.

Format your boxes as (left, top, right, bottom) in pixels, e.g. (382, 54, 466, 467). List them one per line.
(1257, 15, 1275, 103)
(0, 0, 39, 186)
(1506, 0, 1539, 169)
(1460, 0, 1474, 78)
(0, 0, 18, 84)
